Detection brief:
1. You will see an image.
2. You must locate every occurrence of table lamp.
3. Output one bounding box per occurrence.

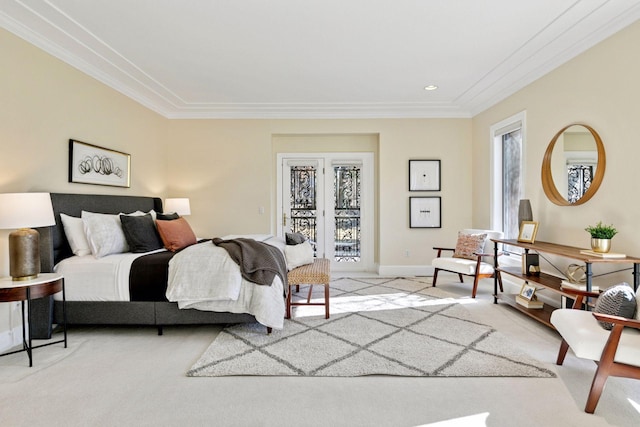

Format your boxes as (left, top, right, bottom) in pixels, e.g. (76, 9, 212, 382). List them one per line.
(0, 193, 55, 280)
(164, 198, 191, 216)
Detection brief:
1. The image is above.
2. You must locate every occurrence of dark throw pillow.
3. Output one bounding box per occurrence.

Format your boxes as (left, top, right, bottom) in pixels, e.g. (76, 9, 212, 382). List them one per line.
(594, 283, 637, 330)
(156, 212, 180, 221)
(286, 232, 307, 245)
(120, 213, 164, 253)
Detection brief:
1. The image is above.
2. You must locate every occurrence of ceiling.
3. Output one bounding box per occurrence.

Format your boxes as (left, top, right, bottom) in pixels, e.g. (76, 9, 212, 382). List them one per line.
(2, 1, 639, 119)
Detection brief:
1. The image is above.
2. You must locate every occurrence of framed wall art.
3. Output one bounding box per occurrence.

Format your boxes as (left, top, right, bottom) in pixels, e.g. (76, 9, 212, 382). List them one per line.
(409, 196, 441, 228)
(409, 159, 440, 191)
(69, 139, 131, 188)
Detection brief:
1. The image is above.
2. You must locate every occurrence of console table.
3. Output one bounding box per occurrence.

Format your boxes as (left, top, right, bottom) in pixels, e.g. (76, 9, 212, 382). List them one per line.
(491, 239, 640, 328)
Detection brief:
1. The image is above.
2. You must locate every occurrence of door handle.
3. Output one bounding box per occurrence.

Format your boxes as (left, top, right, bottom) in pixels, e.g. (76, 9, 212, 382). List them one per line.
(283, 213, 287, 226)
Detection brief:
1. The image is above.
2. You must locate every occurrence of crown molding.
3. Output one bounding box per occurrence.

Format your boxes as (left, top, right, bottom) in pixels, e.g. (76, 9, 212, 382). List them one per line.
(2, 2, 640, 120)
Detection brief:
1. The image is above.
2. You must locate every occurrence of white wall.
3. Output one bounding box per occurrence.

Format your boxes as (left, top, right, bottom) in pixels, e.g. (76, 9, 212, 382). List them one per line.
(472, 20, 640, 284)
(165, 118, 473, 274)
(0, 29, 168, 348)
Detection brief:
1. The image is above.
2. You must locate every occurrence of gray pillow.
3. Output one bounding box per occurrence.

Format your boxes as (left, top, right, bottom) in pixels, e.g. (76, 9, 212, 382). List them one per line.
(120, 213, 164, 253)
(286, 232, 307, 245)
(594, 283, 637, 330)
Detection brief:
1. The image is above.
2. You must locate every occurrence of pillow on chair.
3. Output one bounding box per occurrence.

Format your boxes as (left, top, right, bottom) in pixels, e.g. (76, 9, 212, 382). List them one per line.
(453, 232, 487, 260)
(594, 283, 637, 330)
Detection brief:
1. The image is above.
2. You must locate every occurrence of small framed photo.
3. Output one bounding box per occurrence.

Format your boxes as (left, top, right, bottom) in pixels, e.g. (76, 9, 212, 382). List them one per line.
(409, 197, 441, 228)
(518, 221, 539, 243)
(409, 160, 440, 191)
(69, 139, 131, 188)
(519, 284, 537, 301)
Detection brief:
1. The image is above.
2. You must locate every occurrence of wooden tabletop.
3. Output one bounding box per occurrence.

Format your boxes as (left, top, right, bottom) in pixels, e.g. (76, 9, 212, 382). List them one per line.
(491, 239, 640, 264)
(0, 273, 63, 302)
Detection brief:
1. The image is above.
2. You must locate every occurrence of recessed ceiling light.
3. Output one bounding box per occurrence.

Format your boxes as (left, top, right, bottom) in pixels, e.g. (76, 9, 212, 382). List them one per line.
(424, 85, 438, 91)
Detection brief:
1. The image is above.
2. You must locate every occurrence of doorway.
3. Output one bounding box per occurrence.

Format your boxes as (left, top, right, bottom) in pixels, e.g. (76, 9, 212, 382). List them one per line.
(277, 153, 374, 272)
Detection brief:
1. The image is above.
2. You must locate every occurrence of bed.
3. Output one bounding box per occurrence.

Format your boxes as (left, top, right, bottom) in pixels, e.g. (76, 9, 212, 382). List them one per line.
(31, 193, 285, 338)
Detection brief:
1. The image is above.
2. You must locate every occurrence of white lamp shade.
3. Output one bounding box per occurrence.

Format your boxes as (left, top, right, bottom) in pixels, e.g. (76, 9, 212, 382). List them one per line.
(164, 198, 191, 216)
(0, 193, 55, 229)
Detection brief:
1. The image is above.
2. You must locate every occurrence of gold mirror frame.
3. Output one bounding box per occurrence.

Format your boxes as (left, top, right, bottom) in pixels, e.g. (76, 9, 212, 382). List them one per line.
(541, 123, 606, 206)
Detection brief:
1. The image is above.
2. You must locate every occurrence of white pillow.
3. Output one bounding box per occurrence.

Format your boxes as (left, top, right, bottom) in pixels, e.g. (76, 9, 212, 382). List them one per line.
(60, 213, 92, 256)
(81, 211, 129, 258)
(284, 240, 314, 270)
(124, 209, 157, 222)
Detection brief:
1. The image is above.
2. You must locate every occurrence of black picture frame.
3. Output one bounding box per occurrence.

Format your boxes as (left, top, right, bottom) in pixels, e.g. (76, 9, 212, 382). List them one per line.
(409, 159, 441, 191)
(69, 139, 131, 188)
(409, 196, 441, 228)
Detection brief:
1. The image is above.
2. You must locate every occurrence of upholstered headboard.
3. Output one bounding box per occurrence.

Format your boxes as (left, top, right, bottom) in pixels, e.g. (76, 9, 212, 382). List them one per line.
(37, 193, 163, 271)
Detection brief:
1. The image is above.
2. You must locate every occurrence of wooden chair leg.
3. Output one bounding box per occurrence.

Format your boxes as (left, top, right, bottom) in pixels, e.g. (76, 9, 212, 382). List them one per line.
(324, 284, 330, 319)
(471, 275, 481, 298)
(586, 363, 611, 413)
(306, 285, 314, 303)
(584, 324, 625, 413)
(556, 339, 570, 365)
(285, 285, 292, 319)
(496, 271, 504, 292)
(432, 268, 439, 287)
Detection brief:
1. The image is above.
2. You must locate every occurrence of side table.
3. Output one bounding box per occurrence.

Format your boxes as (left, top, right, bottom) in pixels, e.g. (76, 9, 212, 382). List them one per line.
(0, 273, 67, 367)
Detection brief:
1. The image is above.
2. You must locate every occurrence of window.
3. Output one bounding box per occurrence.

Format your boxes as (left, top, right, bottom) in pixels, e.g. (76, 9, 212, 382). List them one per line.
(501, 128, 522, 239)
(490, 112, 526, 246)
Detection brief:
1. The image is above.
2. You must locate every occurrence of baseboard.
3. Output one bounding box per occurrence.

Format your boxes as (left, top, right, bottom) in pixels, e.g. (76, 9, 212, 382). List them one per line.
(0, 325, 23, 353)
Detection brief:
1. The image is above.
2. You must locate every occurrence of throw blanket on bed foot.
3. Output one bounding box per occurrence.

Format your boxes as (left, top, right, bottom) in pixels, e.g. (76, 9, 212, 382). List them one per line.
(212, 237, 287, 288)
(166, 241, 286, 329)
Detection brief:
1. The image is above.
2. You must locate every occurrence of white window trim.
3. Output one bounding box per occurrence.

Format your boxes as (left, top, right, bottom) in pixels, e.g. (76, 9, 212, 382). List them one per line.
(489, 111, 527, 232)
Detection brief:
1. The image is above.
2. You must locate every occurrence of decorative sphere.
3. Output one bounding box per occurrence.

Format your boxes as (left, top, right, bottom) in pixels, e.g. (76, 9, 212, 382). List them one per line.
(565, 263, 586, 284)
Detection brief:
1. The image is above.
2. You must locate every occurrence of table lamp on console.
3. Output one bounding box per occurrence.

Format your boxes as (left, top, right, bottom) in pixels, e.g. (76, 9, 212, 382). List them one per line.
(0, 192, 55, 281)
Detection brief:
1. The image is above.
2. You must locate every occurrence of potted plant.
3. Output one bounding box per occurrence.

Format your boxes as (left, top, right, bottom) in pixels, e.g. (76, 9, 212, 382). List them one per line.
(585, 221, 618, 253)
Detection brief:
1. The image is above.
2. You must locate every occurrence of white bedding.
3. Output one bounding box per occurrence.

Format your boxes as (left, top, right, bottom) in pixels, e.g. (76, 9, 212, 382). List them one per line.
(53, 235, 287, 329)
(53, 250, 163, 301)
(166, 236, 286, 329)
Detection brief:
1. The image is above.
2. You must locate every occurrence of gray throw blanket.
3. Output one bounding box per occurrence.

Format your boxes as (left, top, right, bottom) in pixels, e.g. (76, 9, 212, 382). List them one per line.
(212, 237, 287, 288)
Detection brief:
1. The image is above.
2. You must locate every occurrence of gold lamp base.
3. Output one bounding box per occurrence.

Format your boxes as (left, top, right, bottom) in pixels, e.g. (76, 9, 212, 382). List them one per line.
(9, 228, 41, 281)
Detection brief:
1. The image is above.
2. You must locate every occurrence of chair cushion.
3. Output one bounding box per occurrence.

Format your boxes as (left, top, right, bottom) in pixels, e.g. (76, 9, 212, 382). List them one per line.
(550, 308, 640, 366)
(432, 257, 494, 276)
(453, 232, 487, 260)
(594, 283, 637, 330)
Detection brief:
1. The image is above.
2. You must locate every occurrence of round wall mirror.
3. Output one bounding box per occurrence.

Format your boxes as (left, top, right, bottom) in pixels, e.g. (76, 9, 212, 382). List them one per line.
(541, 124, 605, 206)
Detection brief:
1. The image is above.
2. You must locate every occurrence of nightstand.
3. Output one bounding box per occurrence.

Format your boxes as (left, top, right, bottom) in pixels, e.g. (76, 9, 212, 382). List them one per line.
(0, 273, 67, 367)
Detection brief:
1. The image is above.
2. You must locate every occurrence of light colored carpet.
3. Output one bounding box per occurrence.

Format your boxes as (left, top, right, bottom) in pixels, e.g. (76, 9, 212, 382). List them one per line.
(189, 277, 555, 377)
(2, 275, 639, 426)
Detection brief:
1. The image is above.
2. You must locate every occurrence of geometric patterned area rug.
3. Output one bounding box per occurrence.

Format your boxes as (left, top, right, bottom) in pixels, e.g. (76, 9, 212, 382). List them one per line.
(188, 277, 556, 378)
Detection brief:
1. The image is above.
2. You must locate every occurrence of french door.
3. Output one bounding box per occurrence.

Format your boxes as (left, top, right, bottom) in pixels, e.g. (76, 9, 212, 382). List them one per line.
(277, 153, 373, 272)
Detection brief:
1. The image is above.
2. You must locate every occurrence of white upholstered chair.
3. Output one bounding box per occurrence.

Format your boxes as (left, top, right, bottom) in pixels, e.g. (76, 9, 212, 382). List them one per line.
(431, 229, 504, 298)
(550, 287, 640, 413)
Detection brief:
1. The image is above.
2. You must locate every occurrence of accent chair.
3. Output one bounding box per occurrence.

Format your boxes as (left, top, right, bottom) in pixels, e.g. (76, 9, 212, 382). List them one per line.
(431, 229, 504, 298)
